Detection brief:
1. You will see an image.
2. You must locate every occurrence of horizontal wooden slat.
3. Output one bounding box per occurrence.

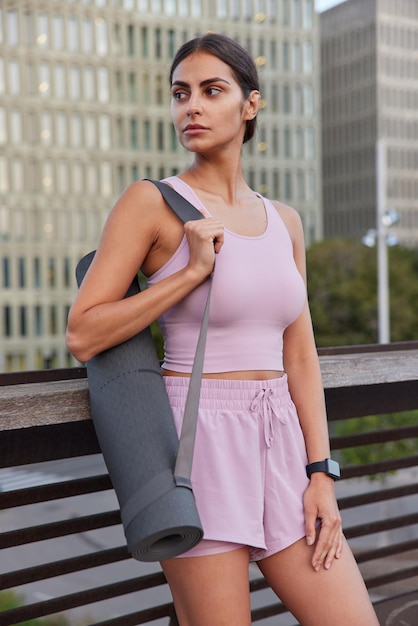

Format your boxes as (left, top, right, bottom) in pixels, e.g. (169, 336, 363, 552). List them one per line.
(0, 546, 129, 590)
(0, 510, 121, 549)
(0, 572, 169, 626)
(0, 474, 112, 509)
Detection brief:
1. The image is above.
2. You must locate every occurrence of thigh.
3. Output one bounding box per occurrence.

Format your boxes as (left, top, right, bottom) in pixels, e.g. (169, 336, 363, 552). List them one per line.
(257, 536, 379, 626)
(161, 546, 252, 626)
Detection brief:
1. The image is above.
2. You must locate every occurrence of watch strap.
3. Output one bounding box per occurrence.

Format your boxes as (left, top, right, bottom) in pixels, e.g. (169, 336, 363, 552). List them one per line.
(306, 458, 341, 480)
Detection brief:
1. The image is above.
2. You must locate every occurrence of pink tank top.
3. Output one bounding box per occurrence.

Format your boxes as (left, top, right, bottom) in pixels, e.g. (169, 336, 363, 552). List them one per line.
(147, 176, 306, 373)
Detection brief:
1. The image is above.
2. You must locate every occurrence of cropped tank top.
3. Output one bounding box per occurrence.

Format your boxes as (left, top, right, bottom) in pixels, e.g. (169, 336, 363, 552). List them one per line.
(147, 176, 306, 373)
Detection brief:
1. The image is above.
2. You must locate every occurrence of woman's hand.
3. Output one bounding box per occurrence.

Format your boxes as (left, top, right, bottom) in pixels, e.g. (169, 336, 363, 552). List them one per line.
(184, 216, 224, 278)
(303, 474, 344, 571)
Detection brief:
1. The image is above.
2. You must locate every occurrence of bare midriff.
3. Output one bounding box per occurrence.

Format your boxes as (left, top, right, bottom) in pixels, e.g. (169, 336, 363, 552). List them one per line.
(162, 369, 285, 380)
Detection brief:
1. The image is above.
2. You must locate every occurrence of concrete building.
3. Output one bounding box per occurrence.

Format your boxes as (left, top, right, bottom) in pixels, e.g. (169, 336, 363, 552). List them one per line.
(321, 0, 418, 246)
(0, 0, 321, 372)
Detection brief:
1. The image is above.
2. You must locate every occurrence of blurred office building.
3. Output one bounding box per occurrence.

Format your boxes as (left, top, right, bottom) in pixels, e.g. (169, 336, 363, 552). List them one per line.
(1, 0, 321, 372)
(321, 0, 418, 246)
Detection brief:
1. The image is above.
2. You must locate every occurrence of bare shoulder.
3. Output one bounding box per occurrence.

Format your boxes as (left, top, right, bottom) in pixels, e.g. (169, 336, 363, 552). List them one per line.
(111, 179, 168, 222)
(270, 199, 304, 245)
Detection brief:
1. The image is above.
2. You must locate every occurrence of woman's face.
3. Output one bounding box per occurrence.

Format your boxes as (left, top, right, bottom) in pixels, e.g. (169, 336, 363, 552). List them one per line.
(170, 51, 257, 153)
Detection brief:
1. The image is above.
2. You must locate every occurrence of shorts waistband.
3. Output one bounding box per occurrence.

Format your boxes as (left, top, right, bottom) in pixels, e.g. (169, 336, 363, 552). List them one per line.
(164, 374, 291, 411)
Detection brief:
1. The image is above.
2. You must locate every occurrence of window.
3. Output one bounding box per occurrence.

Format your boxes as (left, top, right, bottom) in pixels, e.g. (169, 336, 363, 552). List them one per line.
(68, 17, 79, 52)
(4, 305, 12, 337)
(0, 107, 6, 144)
(303, 0, 313, 30)
(54, 63, 66, 99)
(301, 39, 312, 74)
(99, 114, 111, 150)
(2, 257, 10, 288)
(37, 14, 48, 48)
(283, 84, 290, 113)
(128, 24, 135, 55)
(284, 171, 292, 200)
(82, 18, 93, 53)
(7, 10, 19, 46)
(85, 114, 96, 148)
(282, 0, 290, 26)
(98, 67, 109, 102)
(155, 28, 162, 58)
(57, 160, 69, 194)
(11, 157, 24, 191)
(143, 119, 151, 150)
(39, 62, 50, 97)
(130, 118, 138, 149)
(284, 127, 291, 157)
(56, 112, 67, 147)
(0, 157, 9, 193)
(168, 29, 176, 58)
(71, 113, 82, 147)
(304, 84, 314, 116)
(141, 73, 150, 105)
(128, 71, 136, 102)
(100, 162, 112, 196)
(96, 17, 108, 55)
(305, 127, 314, 159)
(9, 60, 20, 95)
(0, 58, 4, 93)
(69, 65, 80, 100)
(293, 42, 301, 73)
(294, 86, 303, 115)
(18, 258, 26, 288)
(52, 16, 64, 50)
(35, 305, 43, 335)
(141, 27, 148, 57)
(11, 109, 22, 144)
(293, 0, 301, 28)
(84, 66, 95, 101)
(157, 120, 164, 151)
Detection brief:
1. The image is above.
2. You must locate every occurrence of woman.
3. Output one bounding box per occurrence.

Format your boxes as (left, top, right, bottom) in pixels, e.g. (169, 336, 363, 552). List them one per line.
(67, 34, 379, 626)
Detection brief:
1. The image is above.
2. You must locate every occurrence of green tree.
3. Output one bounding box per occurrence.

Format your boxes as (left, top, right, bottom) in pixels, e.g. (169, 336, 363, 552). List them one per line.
(306, 238, 418, 347)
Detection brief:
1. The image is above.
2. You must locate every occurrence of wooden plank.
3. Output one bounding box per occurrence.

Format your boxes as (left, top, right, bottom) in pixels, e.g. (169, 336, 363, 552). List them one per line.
(0, 348, 416, 431)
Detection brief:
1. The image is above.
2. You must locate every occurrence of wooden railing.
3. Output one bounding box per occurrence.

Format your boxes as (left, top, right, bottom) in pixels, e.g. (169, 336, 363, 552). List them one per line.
(0, 342, 417, 626)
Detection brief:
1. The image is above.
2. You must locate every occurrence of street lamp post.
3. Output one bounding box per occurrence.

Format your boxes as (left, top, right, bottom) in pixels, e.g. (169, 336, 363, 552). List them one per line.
(376, 139, 389, 344)
(362, 140, 399, 344)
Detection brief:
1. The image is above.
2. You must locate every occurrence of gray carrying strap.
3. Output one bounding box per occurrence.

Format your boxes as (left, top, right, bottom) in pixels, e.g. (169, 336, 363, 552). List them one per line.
(148, 179, 212, 488)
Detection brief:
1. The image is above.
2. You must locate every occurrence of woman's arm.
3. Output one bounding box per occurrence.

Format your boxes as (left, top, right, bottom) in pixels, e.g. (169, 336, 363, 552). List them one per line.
(274, 201, 343, 572)
(66, 180, 224, 362)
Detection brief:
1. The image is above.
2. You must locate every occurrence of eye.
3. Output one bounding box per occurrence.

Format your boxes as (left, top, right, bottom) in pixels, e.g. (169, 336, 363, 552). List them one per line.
(172, 90, 188, 101)
(206, 87, 221, 96)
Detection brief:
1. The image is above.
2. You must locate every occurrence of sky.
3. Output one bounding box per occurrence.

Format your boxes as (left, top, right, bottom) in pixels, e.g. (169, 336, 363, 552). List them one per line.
(315, 0, 345, 12)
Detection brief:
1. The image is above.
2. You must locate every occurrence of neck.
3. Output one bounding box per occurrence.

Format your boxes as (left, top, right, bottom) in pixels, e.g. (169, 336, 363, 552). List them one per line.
(183, 152, 248, 205)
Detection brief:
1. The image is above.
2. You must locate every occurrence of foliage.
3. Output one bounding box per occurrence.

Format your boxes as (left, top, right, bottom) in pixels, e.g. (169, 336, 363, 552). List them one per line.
(0, 590, 88, 626)
(335, 411, 418, 479)
(306, 238, 418, 347)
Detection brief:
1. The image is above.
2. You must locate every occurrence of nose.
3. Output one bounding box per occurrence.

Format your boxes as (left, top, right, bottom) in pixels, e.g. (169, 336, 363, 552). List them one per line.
(187, 92, 202, 116)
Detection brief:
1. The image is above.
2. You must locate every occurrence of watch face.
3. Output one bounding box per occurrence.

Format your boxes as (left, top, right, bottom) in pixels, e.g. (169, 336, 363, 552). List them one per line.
(327, 459, 341, 479)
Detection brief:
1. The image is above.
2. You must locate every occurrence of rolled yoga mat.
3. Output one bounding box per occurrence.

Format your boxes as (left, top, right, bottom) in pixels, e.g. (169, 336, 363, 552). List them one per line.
(75, 187, 204, 562)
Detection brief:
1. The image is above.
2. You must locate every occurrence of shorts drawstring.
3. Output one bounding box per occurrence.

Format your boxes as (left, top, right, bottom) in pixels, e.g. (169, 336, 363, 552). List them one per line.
(250, 387, 287, 448)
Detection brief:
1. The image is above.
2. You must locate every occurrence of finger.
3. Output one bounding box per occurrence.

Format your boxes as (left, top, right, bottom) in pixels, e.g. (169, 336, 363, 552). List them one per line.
(324, 528, 344, 569)
(312, 521, 342, 571)
(305, 513, 317, 548)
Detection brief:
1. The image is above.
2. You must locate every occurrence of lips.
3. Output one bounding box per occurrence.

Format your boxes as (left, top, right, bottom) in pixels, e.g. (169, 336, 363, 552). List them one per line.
(183, 124, 208, 134)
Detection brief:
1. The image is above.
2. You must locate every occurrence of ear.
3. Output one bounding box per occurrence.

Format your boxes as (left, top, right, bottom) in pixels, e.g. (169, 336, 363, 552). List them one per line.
(243, 90, 260, 121)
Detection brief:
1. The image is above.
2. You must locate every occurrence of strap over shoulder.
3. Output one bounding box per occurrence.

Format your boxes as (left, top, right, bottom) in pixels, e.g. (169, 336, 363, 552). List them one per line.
(146, 179, 203, 223)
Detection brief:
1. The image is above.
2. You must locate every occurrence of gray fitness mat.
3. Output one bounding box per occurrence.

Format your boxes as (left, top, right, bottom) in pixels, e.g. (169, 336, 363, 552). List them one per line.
(75, 244, 203, 561)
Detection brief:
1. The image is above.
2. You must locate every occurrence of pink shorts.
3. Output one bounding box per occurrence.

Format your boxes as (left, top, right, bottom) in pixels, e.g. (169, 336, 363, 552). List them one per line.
(164, 375, 309, 562)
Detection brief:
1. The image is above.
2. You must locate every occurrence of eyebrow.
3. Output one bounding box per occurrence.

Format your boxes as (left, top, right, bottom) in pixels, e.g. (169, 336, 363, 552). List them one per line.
(171, 77, 231, 88)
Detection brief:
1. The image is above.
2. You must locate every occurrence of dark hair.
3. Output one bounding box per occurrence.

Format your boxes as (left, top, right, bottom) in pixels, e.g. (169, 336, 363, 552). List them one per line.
(170, 33, 259, 144)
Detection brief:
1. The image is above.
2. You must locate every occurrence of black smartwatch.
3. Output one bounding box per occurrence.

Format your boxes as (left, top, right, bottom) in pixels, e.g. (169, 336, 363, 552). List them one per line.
(306, 458, 341, 480)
